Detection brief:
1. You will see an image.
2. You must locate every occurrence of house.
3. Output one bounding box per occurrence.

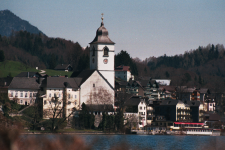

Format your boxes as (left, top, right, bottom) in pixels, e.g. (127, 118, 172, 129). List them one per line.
(115, 77, 127, 93)
(126, 80, 145, 97)
(8, 77, 42, 105)
(124, 96, 147, 129)
(115, 65, 133, 81)
(154, 100, 192, 122)
(39, 76, 80, 119)
(138, 79, 160, 100)
(176, 86, 195, 101)
(54, 64, 73, 71)
(154, 79, 171, 86)
(159, 85, 177, 99)
(204, 97, 216, 112)
(186, 101, 204, 122)
(0, 76, 13, 94)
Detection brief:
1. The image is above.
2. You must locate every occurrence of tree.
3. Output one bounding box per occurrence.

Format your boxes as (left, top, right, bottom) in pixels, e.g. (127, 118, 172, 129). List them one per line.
(115, 50, 138, 76)
(86, 86, 114, 105)
(0, 50, 5, 62)
(43, 92, 77, 131)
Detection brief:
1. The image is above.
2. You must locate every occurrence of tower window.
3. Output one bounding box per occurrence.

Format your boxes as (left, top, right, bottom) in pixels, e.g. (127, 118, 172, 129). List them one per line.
(103, 46, 109, 56)
(92, 47, 95, 56)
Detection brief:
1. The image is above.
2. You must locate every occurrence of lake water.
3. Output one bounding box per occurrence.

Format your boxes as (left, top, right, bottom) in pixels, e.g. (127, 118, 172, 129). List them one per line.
(22, 134, 225, 150)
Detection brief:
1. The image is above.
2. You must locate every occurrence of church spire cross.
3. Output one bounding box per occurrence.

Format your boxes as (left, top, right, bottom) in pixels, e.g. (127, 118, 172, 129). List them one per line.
(101, 13, 104, 22)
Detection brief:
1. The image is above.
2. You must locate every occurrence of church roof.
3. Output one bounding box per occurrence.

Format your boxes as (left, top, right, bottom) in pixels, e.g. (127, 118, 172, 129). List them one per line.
(73, 70, 114, 90)
(90, 21, 115, 44)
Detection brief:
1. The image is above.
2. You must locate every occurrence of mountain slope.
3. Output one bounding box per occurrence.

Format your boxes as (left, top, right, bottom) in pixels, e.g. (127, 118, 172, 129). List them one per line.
(0, 10, 44, 37)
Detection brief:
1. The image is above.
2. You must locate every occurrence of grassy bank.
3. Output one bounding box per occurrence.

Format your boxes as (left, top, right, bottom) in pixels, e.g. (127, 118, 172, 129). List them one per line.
(0, 60, 73, 77)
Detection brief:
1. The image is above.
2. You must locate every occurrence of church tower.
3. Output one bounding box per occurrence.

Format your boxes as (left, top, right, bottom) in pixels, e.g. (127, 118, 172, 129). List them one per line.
(89, 14, 115, 88)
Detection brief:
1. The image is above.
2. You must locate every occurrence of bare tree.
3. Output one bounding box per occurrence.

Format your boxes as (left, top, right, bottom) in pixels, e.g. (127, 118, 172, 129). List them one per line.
(43, 92, 77, 131)
(125, 114, 138, 130)
(86, 86, 113, 105)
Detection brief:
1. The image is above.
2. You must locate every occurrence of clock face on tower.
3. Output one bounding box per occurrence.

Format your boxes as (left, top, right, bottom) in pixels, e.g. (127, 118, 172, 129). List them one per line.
(92, 58, 95, 63)
(103, 59, 108, 64)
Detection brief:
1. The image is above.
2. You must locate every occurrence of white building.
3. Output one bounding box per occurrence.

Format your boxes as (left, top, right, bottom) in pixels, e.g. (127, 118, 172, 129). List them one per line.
(89, 17, 115, 89)
(39, 77, 80, 119)
(124, 96, 147, 129)
(115, 65, 133, 82)
(73, 17, 115, 106)
(8, 77, 41, 105)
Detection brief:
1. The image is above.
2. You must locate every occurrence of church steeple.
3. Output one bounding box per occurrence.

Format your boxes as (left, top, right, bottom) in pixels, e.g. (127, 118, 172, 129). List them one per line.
(90, 14, 115, 44)
(89, 14, 115, 88)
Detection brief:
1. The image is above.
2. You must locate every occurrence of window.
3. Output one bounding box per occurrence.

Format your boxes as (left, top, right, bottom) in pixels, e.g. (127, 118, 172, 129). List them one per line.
(140, 106, 142, 110)
(103, 46, 109, 56)
(20, 92, 23, 97)
(210, 104, 212, 106)
(15, 92, 18, 97)
(93, 84, 95, 87)
(68, 94, 70, 99)
(75, 95, 77, 99)
(20, 100, 23, 104)
(68, 101, 71, 105)
(11, 92, 13, 97)
(44, 100, 47, 105)
(25, 93, 28, 98)
(49, 93, 51, 97)
(92, 47, 95, 56)
(30, 93, 32, 97)
(33, 93, 36, 97)
(54, 93, 56, 97)
(75, 101, 77, 105)
(49, 101, 51, 104)
(59, 94, 61, 97)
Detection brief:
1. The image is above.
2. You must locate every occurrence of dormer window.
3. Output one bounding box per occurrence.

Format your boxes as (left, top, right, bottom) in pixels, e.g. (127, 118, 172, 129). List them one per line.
(103, 46, 109, 57)
(92, 47, 95, 56)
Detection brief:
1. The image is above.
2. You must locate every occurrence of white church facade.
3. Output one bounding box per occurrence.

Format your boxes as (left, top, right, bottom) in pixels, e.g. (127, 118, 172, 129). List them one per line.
(75, 16, 115, 107)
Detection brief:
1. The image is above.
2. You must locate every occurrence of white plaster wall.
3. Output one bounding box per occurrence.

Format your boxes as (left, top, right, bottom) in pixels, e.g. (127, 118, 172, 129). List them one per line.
(99, 70, 115, 88)
(89, 44, 115, 71)
(80, 71, 114, 106)
(8, 89, 38, 105)
(43, 87, 80, 118)
(138, 101, 147, 128)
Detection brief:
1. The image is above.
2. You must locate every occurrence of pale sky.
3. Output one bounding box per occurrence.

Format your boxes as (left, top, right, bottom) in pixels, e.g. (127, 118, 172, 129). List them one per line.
(1, 0, 225, 60)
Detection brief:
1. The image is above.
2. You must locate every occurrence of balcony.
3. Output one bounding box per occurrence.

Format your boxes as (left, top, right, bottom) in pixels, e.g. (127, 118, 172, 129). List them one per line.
(177, 114, 192, 117)
(177, 108, 191, 112)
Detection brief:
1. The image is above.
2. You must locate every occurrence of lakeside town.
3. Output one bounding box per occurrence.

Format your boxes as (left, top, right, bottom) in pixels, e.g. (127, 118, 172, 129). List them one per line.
(1, 17, 224, 137)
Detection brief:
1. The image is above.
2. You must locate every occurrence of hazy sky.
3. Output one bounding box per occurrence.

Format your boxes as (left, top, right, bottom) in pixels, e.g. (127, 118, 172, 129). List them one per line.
(1, 0, 225, 60)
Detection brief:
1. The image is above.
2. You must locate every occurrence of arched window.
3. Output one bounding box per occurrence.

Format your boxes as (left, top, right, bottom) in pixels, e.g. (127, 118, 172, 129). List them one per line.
(103, 46, 109, 56)
(92, 47, 95, 56)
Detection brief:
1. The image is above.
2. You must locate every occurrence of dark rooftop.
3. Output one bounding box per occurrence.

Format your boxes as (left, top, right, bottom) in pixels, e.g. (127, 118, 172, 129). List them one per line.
(86, 104, 114, 112)
(9, 77, 42, 90)
(90, 21, 115, 44)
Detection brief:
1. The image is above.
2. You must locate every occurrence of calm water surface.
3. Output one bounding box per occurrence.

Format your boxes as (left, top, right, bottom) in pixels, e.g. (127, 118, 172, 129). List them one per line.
(23, 134, 225, 150)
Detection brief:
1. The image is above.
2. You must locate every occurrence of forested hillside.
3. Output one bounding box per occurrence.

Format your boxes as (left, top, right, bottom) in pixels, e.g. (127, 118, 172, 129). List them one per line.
(133, 44, 225, 92)
(0, 30, 90, 71)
